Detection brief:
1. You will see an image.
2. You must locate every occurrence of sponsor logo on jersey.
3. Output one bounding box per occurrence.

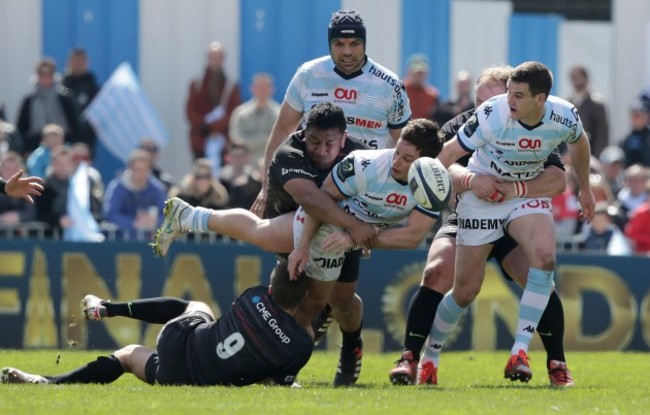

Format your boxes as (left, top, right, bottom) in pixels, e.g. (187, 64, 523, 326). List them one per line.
(334, 88, 358, 101)
(346, 116, 382, 129)
(518, 138, 542, 150)
(336, 157, 356, 181)
(462, 114, 479, 137)
(489, 160, 539, 179)
(281, 167, 317, 178)
(368, 65, 406, 109)
(504, 159, 539, 166)
(364, 192, 383, 201)
(495, 141, 515, 147)
(519, 199, 551, 210)
(549, 109, 578, 134)
(311, 92, 329, 97)
(255, 299, 291, 344)
(386, 193, 408, 207)
(313, 256, 345, 268)
(458, 218, 506, 230)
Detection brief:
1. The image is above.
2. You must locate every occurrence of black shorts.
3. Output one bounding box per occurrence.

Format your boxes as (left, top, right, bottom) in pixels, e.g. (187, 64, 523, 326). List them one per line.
(145, 311, 214, 385)
(433, 213, 518, 281)
(276, 249, 361, 284)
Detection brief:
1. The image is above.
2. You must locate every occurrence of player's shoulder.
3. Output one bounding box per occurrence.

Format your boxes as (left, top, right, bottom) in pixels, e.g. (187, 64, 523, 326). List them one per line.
(363, 57, 404, 87)
(350, 148, 392, 161)
(547, 94, 577, 110)
(441, 108, 475, 141)
(296, 56, 332, 74)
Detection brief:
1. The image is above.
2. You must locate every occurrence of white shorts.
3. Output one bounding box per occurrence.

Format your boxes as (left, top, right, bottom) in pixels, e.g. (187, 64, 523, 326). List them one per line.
(293, 208, 345, 282)
(456, 191, 552, 246)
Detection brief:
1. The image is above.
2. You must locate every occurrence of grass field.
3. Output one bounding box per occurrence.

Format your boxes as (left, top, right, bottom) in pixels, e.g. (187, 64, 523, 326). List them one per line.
(1, 350, 648, 415)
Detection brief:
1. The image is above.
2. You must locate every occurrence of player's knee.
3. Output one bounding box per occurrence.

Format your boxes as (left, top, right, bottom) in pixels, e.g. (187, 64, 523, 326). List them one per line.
(453, 283, 481, 307)
(331, 293, 362, 319)
(186, 301, 214, 318)
(113, 344, 139, 372)
(531, 249, 556, 271)
(422, 261, 454, 292)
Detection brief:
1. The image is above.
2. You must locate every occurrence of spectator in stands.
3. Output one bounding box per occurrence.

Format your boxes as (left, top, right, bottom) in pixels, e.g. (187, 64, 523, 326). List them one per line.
(186, 41, 241, 166)
(0, 118, 24, 157)
(138, 138, 176, 193)
(228, 73, 280, 162)
(219, 142, 262, 209)
(171, 158, 229, 211)
(432, 70, 473, 127)
(62, 47, 101, 154)
(582, 202, 631, 256)
(26, 124, 64, 178)
(599, 146, 626, 196)
(35, 146, 74, 236)
(0, 152, 36, 226)
(620, 100, 650, 168)
(567, 65, 609, 157)
(16, 58, 78, 155)
(624, 179, 650, 255)
(617, 164, 649, 219)
(102, 149, 166, 239)
(403, 53, 439, 119)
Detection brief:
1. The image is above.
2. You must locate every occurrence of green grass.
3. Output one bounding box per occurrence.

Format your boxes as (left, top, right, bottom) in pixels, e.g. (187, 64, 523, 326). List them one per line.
(1, 350, 648, 415)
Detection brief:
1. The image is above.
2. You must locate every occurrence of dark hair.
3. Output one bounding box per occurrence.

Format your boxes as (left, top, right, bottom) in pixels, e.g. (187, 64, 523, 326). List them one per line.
(510, 61, 553, 97)
(269, 261, 308, 309)
(305, 102, 347, 133)
(399, 118, 444, 158)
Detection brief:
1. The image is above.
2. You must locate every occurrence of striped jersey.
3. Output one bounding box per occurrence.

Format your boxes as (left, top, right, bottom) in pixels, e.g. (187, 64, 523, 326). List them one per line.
(285, 55, 411, 150)
(331, 149, 439, 228)
(457, 94, 583, 182)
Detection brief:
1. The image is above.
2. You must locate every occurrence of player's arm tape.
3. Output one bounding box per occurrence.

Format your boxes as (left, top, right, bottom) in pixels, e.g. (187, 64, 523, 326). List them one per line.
(513, 181, 527, 197)
(461, 172, 475, 189)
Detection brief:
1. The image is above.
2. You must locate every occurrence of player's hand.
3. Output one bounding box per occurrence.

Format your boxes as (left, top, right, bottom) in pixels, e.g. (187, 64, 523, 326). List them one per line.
(4, 170, 44, 204)
(348, 221, 378, 251)
(578, 189, 596, 223)
(250, 188, 267, 217)
(288, 246, 309, 280)
(321, 230, 354, 255)
(471, 175, 504, 202)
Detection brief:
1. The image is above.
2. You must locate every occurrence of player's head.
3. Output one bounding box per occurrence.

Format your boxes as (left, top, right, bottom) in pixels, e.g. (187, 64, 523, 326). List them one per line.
(391, 118, 443, 181)
(269, 261, 309, 310)
(474, 65, 512, 107)
(304, 102, 347, 170)
(328, 9, 366, 75)
(507, 61, 552, 124)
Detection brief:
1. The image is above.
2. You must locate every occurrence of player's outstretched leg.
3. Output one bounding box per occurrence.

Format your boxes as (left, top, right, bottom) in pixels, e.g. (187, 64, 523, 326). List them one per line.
(151, 197, 192, 258)
(1, 367, 50, 384)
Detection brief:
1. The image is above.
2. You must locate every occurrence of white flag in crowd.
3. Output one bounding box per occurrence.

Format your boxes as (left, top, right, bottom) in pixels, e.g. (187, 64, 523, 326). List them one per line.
(64, 162, 104, 242)
(84, 62, 169, 162)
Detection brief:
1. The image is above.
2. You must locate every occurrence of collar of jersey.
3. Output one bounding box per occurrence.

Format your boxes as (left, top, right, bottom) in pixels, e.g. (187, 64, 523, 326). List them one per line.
(333, 56, 368, 80)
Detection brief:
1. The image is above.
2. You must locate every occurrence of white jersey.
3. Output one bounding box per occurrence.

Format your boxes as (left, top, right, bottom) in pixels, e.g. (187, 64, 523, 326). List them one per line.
(457, 94, 583, 182)
(285, 56, 411, 150)
(331, 149, 439, 227)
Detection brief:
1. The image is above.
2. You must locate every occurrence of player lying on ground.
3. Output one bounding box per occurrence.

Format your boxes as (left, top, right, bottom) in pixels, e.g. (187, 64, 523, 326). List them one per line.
(1, 261, 313, 387)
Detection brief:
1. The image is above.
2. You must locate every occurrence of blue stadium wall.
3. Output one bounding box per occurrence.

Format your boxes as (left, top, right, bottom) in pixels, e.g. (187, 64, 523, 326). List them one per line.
(1, 240, 649, 352)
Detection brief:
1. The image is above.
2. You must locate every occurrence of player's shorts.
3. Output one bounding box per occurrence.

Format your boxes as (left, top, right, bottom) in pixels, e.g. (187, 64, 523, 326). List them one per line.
(456, 191, 552, 246)
(434, 212, 518, 281)
(145, 311, 214, 385)
(293, 208, 362, 282)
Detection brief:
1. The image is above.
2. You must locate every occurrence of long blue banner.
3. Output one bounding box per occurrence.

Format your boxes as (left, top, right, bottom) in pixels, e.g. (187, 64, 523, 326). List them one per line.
(0, 240, 648, 352)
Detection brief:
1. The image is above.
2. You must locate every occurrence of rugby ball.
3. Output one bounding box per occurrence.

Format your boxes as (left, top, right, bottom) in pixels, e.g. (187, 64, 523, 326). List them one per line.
(408, 157, 452, 211)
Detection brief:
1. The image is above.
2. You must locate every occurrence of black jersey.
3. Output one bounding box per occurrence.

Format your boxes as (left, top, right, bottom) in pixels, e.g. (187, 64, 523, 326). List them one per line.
(265, 130, 364, 219)
(442, 108, 565, 171)
(185, 286, 313, 386)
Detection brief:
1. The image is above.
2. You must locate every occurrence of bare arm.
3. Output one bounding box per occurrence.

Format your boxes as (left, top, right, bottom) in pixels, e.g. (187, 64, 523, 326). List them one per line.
(375, 210, 438, 249)
(438, 138, 470, 169)
(388, 128, 402, 147)
(568, 132, 596, 222)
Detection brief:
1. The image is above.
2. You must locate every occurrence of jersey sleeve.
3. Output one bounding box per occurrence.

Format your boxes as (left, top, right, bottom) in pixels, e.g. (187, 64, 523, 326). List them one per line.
(331, 152, 364, 197)
(268, 144, 315, 188)
(455, 103, 491, 152)
(387, 80, 412, 129)
(566, 105, 584, 144)
(284, 66, 306, 113)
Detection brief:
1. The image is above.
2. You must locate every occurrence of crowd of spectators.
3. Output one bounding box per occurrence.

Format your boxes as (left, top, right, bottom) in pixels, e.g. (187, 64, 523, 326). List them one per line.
(1, 48, 650, 256)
